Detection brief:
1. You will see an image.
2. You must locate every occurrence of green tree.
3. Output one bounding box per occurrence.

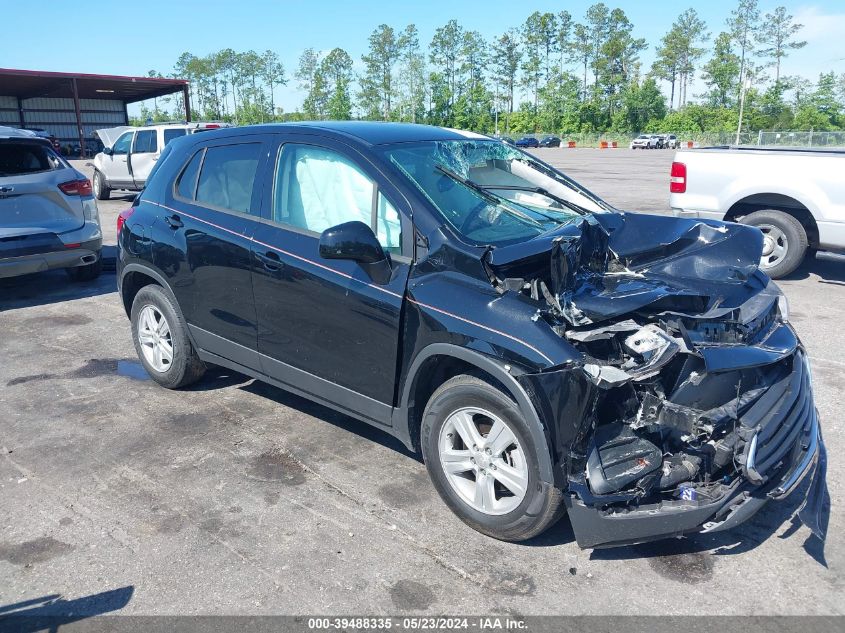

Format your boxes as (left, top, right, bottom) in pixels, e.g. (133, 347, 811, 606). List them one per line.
(702, 33, 740, 107)
(727, 0, 760, 95)
(491, 30, 521, 133)
(571, 22, 591, 101)
(652, 27, 682, 110)
(596, 8, 646, 118)
(359, 24, 401, 120)
(757, 7, 806, 84)
(396, 25, 427, 123)
(296, 48, 322, 119)
(614, 77, 667, 132)
(262, 50, 286, 120)
(430, 20, 464, 124)
(674, 9, 709, 107)
(319, 48, 354, 120)
(521, 12, 558, 120)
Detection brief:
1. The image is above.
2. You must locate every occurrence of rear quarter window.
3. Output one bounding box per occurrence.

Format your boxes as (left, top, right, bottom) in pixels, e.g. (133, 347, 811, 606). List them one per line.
(175, 149, 203, 199)
(0, 142, 65, 175)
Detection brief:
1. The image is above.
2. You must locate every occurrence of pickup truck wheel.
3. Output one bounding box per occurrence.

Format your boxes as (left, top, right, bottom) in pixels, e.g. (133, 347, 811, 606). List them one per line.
(130, 284, 205, 389)
(421, 375, 563, 542)
(93, 170, 110, 200)
(741, 210, 808, 279)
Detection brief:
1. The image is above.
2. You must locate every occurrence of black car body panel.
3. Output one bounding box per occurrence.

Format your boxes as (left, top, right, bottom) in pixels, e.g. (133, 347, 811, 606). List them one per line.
(118, 122, 826, 548)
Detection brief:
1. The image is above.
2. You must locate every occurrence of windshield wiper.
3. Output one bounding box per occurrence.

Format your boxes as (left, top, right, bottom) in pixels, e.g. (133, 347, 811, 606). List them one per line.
(433, 165, 547, 228)
(478, 185, 587, 215)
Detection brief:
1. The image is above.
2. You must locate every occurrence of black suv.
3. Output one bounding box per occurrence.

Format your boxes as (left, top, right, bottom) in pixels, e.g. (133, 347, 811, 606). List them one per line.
(118, 122, 825, 548)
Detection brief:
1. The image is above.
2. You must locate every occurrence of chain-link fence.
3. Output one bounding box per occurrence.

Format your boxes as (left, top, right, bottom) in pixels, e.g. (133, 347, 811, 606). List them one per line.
(517, 130, 845, 148)
(756, 131, 845, 147)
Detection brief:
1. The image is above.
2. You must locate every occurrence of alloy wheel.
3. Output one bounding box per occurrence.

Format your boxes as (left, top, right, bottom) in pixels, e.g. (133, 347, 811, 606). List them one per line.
(438, 407, 529, 515)
(137, 305, 173, 373)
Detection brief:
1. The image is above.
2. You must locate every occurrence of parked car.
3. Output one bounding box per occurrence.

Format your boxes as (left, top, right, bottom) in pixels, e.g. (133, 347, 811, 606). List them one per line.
(630, 134, 658, 149)
(0, 126, 102, 280)
(117, 122, 825, 548)
(539, 135, 561, 148)
(499, 136, 516, 146)
(670, 145, 845, 278)
(662, 134, 680, 149)
(515, 136, 539, 148)
(92, 122, 232, 200)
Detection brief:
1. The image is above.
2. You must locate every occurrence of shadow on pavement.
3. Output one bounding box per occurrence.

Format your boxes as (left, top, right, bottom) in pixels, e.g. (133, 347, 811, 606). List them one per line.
(0, 246, 117, 311)
(783, 251, 845, 284)
(0, 586, 133, 632)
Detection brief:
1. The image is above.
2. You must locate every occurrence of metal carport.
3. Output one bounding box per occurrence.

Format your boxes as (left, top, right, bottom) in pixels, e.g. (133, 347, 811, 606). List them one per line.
(0, 68, 190, 156)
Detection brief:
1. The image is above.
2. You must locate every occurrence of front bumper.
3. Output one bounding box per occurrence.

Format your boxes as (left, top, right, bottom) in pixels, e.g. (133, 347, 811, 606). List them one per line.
(565, 406, 824, 549)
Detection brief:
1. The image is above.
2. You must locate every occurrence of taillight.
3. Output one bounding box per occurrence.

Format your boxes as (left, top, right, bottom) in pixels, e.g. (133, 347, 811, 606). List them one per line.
(670, 162, 687, 193)
(117, 207, 135, 239)
(58, 178, 93, 196)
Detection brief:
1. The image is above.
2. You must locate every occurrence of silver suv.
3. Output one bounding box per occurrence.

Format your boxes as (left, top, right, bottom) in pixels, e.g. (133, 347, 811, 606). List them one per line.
(0, 127, 102, 280)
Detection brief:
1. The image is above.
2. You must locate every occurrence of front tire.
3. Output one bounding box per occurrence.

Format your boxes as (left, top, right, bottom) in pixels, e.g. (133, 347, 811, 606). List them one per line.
(741, 209, 808, 279)
(130, 284, 205, 388)
(421, 375, 563, 542)
(93, 170, 110, 200)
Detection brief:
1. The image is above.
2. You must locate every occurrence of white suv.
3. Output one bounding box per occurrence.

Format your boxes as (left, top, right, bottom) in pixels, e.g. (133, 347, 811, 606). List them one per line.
(92, 123, 230, 199)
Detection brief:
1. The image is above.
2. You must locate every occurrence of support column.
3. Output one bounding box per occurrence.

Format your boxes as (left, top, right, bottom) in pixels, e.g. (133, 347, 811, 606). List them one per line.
(183, 85, 192, 122)
(71, 78, 86, 157)
(16, 97, 25, 128)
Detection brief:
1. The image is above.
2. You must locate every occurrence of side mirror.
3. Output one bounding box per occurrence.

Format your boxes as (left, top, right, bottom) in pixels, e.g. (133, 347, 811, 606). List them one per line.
(319, 221, 386, 264)
(102, 146, 113, 156)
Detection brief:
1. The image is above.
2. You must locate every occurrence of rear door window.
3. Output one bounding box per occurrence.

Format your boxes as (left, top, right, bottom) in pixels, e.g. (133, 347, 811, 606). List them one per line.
(0, 143, 64, 175)
(133, 130, 157, 154)
(194, 143, 261, 214)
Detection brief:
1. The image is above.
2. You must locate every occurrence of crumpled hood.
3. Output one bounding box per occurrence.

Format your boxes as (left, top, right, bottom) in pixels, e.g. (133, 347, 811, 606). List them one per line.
(486, 212, 766, 326)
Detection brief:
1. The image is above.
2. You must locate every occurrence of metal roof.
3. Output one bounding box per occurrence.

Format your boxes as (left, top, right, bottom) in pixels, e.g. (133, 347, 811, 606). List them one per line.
(0, 68, 188, 102)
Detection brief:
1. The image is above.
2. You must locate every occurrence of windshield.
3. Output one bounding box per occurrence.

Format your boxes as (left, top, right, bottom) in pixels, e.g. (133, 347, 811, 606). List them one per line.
(382, 140, 609, 247)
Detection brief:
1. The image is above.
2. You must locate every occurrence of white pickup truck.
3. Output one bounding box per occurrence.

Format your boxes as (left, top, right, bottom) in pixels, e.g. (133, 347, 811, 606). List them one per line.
(669, 146, 845, 278)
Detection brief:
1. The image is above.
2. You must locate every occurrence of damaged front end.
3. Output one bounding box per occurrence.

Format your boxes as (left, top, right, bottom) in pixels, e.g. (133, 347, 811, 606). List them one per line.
(493, 213, 827, 549)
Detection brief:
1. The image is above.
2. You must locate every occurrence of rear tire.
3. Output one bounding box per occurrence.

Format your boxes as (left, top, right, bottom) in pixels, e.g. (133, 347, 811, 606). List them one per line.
(130, 284, 205, 389)
(420, 375, 564, 542)
(67, 252, 102, 281)
(741, 209, 808, 279)
(93, 170, 110, 200)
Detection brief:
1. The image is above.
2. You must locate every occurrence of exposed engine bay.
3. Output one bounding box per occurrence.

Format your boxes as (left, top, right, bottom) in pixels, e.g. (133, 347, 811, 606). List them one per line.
(484, 210, 807, 510)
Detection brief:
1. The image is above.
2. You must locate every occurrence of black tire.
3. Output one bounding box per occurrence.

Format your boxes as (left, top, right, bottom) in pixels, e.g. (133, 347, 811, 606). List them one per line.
(420, 375, 564, 542)
(741, 209, 808, 279)
(93, 170, 110, 200)
(66, 251, 102, 281)
(130, 284, 205, 389)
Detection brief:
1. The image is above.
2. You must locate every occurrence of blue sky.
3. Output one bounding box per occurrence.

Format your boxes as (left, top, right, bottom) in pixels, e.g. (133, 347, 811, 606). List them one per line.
(3, 1, 844, 115)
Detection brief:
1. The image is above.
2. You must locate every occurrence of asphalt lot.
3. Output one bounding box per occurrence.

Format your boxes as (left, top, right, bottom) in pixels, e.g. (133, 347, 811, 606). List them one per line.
(0, 149, 841, 616)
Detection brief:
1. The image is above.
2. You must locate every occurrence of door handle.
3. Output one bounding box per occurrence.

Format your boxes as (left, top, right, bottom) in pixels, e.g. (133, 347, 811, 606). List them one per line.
(164, 214, 183, 229)
(256, 250, 282, 271)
